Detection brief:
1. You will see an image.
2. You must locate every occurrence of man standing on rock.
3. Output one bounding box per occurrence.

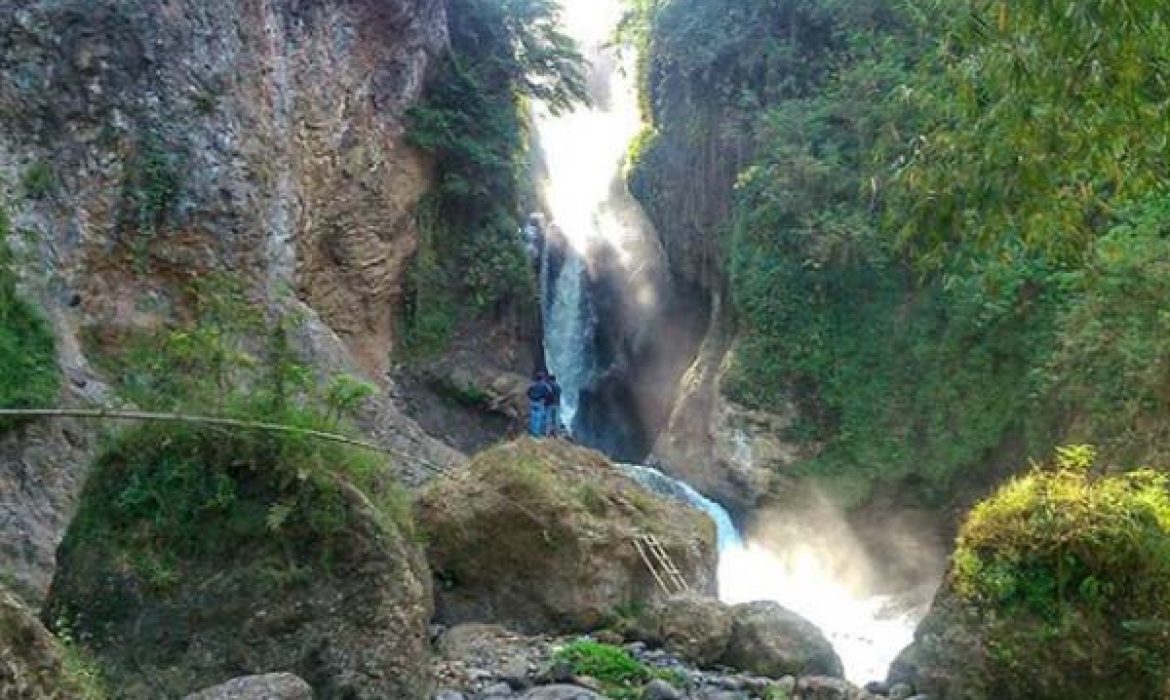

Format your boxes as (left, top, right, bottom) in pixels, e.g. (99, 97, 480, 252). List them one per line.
(527, 371, 552, 437)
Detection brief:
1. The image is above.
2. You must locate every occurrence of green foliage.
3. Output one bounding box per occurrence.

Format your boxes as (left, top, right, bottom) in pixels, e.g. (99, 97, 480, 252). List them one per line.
(889, 0, 1170, 265)
(118, 131, 183, 240)
(554, 640, 651, 697)
(951, 446, 1170, 696)
(402, 0, 587, 354)
(54, 615, 111, 700)
(21, 161, 55, 200)
(0, 206, 59, 428)
(633, 0, 1170, 509)
(74, 276, 411, 586)
(1044, 194, 1170, 464)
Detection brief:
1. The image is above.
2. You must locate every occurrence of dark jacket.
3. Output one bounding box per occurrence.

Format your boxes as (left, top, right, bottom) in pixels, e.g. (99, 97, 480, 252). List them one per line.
(545, 380, 562, 407)
(527, 379, 551, 403)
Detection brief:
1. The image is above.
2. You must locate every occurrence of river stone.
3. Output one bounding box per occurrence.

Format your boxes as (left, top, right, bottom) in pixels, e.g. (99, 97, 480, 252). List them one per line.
(640, 594, 734, 666)
(519, 685, 605, 700)
(797, 676, 877, 700)
(182, 673, 313, 700)
(720, 601, 843, 678)
(643, 678, 684, 700)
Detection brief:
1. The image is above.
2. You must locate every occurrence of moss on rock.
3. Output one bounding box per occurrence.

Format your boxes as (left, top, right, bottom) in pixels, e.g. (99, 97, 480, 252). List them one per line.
(890, 446, 1170, 699)
(43, 420, 432, 699)
(416, 438, 718, 633)
(0, 209, 59, 428)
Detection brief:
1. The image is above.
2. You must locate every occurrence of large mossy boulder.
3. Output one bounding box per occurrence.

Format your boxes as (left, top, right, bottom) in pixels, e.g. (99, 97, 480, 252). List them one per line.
(889, 447, 1170, 699)
(416, 439, 718, 633)
(43, 422, 433, 699)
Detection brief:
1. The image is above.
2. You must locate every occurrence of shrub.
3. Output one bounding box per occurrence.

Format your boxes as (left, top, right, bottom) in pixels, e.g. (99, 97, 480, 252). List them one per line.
(73, 276, 411, 586)
(950, 445, 1170, 697)
(401, 0, 587, 355)
(21, 161, 55, 199)
(0, 207, 59, 427)
(554, 640, 650, 696)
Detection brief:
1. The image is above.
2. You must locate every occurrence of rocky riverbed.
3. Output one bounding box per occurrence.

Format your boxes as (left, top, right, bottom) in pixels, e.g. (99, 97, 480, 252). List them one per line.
(429, 624, 928, 700)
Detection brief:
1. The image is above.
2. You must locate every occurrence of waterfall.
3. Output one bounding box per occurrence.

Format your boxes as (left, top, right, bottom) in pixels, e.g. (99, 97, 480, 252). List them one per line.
(543, 253, 593, 433)
(533, 0, 649, 439)
(618, 463, 744, 553)
(535, 0, 926, 688)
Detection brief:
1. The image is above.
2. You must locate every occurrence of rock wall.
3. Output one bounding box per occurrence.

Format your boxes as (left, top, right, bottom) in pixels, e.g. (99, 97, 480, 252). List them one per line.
(649, 294, 809, 517)
(0, 0, 459, 607)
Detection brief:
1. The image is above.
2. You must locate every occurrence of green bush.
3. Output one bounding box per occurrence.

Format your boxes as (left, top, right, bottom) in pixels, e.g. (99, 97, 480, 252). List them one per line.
(73, 276, 409, 586)
(401, 0, 587, 355)
(0, 207, 59, 427)
(950, 445, 1170, 697)
(554, 640, 651, 697)
(1044, 194, 1170, 464)
(21, 161, 55, 199)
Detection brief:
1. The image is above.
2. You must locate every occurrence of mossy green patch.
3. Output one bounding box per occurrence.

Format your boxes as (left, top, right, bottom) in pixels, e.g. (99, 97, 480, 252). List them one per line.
(948, 445, 1170, 697)
(0, 205, 59, 428)
(554, 640, 652, 699)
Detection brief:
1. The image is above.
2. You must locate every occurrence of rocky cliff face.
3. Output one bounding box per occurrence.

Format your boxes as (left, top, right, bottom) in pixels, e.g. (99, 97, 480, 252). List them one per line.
(649, 296, 810, 516)
(0, 0, 460, 606)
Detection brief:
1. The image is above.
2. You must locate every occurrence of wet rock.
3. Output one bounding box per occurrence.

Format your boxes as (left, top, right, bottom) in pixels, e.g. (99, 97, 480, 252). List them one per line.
(519, 686, 605, 700)
(796, 676, 876, 700)
(636, 594, 734, 667)
(720, 601, 843, 679)
(182, 673, 312, 700)
(887, 682, 914, 700)
(435, 691, 468, 700)
(482, 681, 515, 696)
(642, 678, 684, 700)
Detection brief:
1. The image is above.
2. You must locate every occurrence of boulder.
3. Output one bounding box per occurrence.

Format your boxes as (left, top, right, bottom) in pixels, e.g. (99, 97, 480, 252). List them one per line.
(633, 594, 733, 667)
(0, 585, 91, 699)
(796, 676, 879, 700)
(520, 686, 605, 700)
(183, 673, 313, 700)
(416, 439, 718, 633)
(720, 602, 843, 679)
(44, 461, 433, 699)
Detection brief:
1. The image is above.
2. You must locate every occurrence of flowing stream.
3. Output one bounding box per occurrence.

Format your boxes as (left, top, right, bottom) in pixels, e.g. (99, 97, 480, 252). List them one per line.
(534, 0, 924, 686)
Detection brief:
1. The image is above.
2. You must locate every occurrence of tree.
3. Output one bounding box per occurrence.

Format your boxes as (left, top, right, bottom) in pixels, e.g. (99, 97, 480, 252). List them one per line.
(889, 0, 1170, 266)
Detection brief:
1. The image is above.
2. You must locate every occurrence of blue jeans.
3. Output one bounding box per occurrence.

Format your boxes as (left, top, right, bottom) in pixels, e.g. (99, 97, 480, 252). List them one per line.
(546, 405, 560, 436)
(529, 402, 546, 437)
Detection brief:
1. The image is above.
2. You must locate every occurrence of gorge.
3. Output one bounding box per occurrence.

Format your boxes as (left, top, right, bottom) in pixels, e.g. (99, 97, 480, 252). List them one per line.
(2, 0, 1170, 698)
(533, 0, 934, 685)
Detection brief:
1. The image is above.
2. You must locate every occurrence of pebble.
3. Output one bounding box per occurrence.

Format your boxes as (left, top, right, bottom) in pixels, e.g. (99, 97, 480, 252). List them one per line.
(481, 681, 513, 696)
(888, 683, 914, 700)
(643, 678, 683, 700)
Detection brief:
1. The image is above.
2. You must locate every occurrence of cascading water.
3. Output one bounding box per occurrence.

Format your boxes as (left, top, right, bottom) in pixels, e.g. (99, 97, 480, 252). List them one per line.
(536, 0, 930, 687)
(621, 464, 928, 685)
(534, 0, 657, 439)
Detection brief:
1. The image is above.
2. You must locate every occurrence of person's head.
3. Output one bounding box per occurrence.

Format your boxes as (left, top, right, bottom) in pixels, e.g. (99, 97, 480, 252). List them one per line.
(534, 370, 547, 381)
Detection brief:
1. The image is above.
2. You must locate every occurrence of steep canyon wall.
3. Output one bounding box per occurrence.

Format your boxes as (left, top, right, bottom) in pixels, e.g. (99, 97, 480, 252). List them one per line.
(0, 0, 460, 605)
